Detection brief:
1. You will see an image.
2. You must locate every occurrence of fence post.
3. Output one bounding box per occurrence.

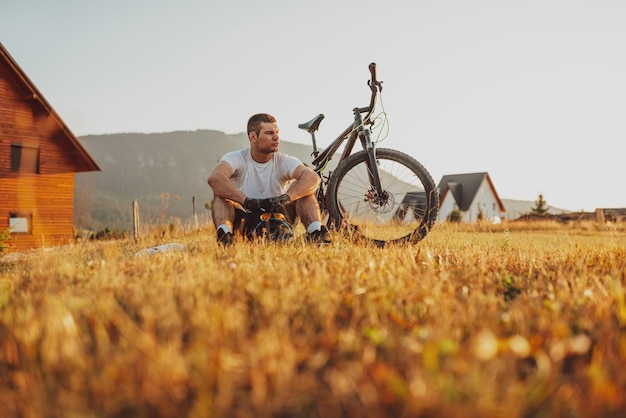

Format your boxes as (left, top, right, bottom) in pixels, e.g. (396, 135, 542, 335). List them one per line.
(133, 199, 140, 240)
(595, 208, 605, 224)
(193, 196, 198, 229)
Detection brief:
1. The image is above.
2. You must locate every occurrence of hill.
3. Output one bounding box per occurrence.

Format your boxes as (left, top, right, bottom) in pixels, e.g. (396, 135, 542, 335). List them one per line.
(74, 130, 318, 231)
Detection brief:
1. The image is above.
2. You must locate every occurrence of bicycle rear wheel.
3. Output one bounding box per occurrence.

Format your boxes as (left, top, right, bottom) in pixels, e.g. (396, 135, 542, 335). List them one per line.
(327, 148, 439, 246)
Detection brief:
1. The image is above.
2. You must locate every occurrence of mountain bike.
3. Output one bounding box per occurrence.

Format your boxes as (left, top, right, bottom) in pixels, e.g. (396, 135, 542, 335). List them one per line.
(298, 62, 439, 247)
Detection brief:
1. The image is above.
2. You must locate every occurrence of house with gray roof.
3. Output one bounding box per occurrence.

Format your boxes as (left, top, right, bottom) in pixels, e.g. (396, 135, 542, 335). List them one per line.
(437, 172, 506, 223)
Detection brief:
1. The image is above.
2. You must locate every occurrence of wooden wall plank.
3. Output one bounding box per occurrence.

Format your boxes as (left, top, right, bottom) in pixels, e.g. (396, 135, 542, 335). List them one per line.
(0, 174, 76, 250)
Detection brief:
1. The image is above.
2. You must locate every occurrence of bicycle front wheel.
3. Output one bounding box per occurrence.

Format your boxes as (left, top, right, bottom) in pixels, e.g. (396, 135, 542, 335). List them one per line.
(327, 148, 439, 246)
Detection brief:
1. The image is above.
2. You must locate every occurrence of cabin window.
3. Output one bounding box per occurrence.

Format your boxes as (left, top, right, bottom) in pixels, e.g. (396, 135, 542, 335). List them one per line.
(10, 143, 40, 173)
(9, 212, 32, 234)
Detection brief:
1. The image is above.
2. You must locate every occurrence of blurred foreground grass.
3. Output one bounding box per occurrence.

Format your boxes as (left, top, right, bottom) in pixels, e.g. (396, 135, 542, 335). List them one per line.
(1, 221, 625, 417)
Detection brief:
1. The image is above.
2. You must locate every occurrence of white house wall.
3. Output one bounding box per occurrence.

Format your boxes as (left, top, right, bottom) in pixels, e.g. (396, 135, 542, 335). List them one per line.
(437, 192, 458, 222)
(467, 179, 502, 222)
(437, 178, 504, 223)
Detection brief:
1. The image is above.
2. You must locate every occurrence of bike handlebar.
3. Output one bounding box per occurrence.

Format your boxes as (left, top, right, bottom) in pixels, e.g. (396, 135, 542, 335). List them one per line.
(369, 62, 377, 84)
(366, 62, 382, 112)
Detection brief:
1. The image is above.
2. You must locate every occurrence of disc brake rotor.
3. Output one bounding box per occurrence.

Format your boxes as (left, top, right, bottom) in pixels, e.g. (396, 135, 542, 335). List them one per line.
(365, 189, 395, 214)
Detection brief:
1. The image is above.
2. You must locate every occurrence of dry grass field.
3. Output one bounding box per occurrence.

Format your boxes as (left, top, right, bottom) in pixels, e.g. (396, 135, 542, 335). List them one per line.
(1, 220, 625, 418)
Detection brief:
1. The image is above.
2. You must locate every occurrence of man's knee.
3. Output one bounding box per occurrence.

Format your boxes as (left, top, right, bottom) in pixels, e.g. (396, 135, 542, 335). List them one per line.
(296, 194, 319, 210)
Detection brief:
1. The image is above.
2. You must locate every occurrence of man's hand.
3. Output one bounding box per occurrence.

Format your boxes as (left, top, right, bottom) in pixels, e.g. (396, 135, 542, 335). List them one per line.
(261, 194, 291, 212)
(243, 197, 262, 213)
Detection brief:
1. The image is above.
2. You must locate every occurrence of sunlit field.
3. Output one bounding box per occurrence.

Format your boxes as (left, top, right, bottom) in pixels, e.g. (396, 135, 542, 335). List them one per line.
(1, 220, 625, 417)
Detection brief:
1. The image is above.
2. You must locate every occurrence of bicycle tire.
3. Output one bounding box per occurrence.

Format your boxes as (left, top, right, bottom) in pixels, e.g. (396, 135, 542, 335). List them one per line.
(327, 148, 439, 246)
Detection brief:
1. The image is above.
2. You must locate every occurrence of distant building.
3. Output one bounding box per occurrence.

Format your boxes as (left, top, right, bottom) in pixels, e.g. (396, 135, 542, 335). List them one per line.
(437, 172, 506, 223)
(0, 42, 100, 252)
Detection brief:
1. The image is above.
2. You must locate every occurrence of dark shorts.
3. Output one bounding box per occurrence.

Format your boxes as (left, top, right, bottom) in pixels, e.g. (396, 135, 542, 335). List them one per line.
(233, 203, 297, 238)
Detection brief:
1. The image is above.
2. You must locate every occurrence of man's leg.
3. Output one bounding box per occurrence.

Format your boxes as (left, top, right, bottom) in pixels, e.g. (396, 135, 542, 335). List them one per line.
(212, 196, 235, 245)
(294, 194, 322, 227)
(295, 195, 331, 243)
(212, 196, 235, 229)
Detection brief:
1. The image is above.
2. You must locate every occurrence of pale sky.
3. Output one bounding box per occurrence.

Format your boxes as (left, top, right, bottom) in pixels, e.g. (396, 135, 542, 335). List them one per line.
(2, 0, 625, 212)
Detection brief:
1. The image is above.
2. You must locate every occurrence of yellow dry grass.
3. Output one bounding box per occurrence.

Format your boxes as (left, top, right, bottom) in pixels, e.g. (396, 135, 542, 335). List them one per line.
(1, 220, 625, 417)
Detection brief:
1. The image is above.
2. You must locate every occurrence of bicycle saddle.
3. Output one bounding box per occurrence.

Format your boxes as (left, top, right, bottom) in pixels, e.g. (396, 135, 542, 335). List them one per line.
(298, 113, 325, 133)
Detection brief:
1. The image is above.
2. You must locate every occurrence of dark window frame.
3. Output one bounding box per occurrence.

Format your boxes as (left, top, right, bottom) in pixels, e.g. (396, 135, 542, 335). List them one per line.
(10, 143, 40, 173)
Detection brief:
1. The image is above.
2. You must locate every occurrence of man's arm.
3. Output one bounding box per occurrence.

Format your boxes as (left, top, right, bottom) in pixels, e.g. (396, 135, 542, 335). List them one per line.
(207, 162, 246, 205)
(285, 165, 321, 201)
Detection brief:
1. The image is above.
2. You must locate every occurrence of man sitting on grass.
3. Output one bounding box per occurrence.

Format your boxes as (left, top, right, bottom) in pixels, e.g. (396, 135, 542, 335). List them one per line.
(207, 113, 331, 246)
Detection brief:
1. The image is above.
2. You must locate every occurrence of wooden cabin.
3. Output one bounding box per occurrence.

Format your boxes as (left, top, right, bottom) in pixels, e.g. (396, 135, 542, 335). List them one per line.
(0, 43, 100, 252)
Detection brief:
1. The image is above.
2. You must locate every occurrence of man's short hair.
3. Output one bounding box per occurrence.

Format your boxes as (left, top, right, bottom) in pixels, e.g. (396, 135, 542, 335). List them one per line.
(247, 113, 277, 137)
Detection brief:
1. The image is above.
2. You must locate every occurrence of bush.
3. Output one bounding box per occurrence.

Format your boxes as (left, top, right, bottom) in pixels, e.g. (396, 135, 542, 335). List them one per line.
(93, 227, 127, 241)
(447, 209, 462, 222)
(0, 228, 10, 253)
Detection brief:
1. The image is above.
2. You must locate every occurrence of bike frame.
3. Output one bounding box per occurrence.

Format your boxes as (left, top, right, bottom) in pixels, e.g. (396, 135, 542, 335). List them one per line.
(300, 63, 385, 210)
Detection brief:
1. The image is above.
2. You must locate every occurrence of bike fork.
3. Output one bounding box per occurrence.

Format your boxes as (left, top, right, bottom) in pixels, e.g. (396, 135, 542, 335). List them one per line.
(316, 172, 332, 227)
(354, 108, 384, 197)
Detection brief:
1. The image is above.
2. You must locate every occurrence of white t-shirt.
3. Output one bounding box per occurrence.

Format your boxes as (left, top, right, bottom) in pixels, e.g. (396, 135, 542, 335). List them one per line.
(221, 148, 303, 198)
